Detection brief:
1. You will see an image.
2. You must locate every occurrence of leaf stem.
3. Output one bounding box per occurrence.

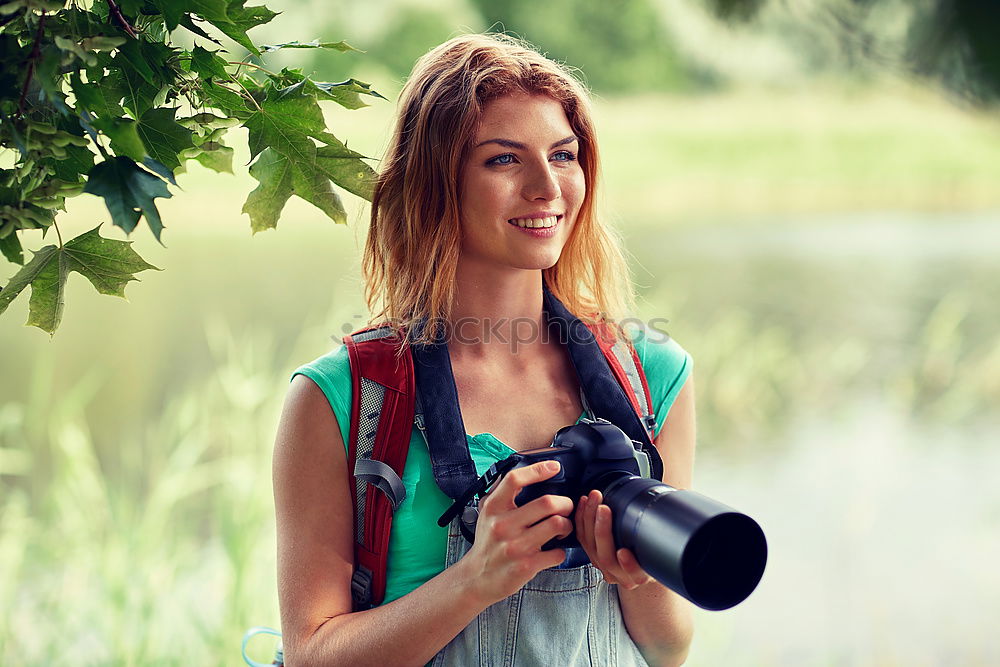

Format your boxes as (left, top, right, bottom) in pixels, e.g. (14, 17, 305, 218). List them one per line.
(16, 12, 47, 119)
(52, 218, 64, 248)
(228, 61, 279, 77)
(225, 75, 263, 113)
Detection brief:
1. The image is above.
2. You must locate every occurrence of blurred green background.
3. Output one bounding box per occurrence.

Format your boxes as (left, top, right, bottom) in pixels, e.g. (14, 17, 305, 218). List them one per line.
(2, 0, 999, 664)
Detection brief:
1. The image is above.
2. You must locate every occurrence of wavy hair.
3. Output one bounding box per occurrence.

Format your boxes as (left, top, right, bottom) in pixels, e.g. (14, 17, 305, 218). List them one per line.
(363, 32, 636, 347)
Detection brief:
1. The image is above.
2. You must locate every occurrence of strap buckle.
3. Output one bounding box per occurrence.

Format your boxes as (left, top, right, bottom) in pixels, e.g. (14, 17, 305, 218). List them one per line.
(644, 414, 658, 433)
(351, 566, 374, 609)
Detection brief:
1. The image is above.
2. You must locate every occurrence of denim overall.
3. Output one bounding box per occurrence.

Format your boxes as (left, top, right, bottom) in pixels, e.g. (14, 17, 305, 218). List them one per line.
(430, 510, 651, 666)
(409, 286, 661, 666)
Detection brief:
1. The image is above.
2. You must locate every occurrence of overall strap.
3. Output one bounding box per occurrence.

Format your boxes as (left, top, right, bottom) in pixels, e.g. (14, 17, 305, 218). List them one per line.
(344, 325, 415, 609)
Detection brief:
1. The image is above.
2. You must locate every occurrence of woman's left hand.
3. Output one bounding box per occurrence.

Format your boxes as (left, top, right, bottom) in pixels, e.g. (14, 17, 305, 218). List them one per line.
(574, 490, 657, 590)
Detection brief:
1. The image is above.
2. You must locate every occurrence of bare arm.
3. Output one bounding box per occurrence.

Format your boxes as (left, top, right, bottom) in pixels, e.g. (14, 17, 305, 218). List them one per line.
(273, 375, 573, 666)
(574, 373, 697, 666)
(618, 373, 696, 666)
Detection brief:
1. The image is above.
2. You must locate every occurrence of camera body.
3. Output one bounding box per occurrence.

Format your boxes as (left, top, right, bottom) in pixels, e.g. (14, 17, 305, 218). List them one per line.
(442, 417, 768, 611)
(507, 418, 652, 549)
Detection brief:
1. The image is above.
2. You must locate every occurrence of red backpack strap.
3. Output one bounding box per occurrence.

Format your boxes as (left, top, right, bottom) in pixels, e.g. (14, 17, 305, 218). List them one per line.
(343, 325, 415, 609)
(586, 321, 658, 442)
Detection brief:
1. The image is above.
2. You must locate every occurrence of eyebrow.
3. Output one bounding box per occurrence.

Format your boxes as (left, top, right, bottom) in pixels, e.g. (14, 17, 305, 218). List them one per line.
(474, 135, 579, 150)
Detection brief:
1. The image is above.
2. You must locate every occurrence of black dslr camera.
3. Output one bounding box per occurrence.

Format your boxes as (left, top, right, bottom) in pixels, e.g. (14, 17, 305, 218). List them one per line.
(439, 418, 767, 611)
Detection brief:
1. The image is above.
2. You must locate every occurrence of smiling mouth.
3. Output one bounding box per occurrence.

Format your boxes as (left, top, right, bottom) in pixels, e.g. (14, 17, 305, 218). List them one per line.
(506, 215, 562, 229)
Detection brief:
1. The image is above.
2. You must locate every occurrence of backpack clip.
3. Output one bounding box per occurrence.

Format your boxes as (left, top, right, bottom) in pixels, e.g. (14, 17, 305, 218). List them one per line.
(351, 565, 375, 610)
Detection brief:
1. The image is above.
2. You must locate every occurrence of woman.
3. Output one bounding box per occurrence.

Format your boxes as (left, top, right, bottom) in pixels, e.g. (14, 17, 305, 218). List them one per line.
(273, 33, 696, 666)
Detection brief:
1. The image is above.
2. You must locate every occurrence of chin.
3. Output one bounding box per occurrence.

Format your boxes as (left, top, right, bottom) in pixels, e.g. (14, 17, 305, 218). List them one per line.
(515, 254, 562, 271)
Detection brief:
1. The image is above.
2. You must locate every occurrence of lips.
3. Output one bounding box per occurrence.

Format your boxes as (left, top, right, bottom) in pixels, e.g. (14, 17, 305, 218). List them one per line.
(505, 215, 562, 238)
(507, 214, 563, 229)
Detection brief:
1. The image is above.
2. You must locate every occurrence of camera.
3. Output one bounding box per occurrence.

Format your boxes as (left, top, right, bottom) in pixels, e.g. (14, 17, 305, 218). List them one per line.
(439, 418, 768, 611)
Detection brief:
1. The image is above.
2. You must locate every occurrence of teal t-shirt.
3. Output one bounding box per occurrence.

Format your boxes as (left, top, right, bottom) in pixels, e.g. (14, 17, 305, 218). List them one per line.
(290, 327, 692, 604)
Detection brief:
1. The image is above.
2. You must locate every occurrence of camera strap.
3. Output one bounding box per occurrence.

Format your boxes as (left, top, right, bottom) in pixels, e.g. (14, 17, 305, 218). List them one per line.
(541, 285, 664, 480)
(436, 456, 522, 528)
(343, 284, 663, 608)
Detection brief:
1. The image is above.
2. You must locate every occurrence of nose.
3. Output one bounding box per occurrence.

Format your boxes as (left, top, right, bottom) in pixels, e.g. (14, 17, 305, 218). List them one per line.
(521, 159, 561, 202)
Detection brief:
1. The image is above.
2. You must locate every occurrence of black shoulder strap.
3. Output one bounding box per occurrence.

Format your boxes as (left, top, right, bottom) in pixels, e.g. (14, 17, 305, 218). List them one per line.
(413, 288, 665, 500)
(410, 320, 479, 500)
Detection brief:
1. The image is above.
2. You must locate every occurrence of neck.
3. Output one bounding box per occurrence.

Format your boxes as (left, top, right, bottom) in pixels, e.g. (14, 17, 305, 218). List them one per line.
(449, 261, 548, 362)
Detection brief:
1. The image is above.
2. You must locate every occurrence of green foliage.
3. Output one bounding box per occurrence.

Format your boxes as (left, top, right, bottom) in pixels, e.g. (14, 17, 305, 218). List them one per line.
(82, 156, 173, 240)
(0, 224, 159, 333)
(0, 0, 382, 334)
(706, 0, 1000, 104)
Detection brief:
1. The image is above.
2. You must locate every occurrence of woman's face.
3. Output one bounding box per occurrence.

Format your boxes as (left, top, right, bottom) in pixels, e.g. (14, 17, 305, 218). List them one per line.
(458, 91, 585, 274)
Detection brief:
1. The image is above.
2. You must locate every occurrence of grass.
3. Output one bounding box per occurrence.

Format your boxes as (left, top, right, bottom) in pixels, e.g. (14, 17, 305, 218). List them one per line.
(1, 322, 285, 665)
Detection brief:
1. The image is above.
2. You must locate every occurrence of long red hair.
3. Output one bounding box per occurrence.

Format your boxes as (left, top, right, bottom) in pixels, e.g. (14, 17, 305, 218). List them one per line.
(363, 33, 636, 346)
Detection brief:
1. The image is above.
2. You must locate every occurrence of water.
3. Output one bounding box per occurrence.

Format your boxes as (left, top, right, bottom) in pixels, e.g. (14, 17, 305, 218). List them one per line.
(689, 402, 1000, 666)
(2, 211, 998, 664)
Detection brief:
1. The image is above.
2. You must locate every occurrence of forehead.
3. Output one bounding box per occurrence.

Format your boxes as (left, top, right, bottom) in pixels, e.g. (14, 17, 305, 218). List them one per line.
(474, 92, 573, 140)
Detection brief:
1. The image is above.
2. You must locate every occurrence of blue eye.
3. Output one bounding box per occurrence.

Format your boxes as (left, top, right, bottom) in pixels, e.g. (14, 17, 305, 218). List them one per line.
(485, 151, 577, 167)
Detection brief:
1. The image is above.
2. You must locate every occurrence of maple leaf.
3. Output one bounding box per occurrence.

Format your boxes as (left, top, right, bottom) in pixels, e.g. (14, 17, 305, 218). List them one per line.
(0, 226, 160, 334)
(314, 134, 377, 200)
(136, 107, 197, 171)
(83, 157, 173, 243)
(190, 45, 230, 81)
(243, 80, 324, 163)
(258, 40, 359, 54)
(242, 147, 345, 232)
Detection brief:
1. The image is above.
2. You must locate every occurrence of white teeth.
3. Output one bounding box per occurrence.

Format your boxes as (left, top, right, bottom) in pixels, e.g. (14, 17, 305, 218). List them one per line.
(509, 216, 558, 229)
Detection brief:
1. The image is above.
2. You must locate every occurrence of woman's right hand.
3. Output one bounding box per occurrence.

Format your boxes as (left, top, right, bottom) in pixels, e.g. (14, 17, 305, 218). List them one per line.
(458, 460, 575, 606)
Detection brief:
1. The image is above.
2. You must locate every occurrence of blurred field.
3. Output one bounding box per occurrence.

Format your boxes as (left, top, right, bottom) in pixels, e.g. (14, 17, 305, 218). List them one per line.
(2, 85, 999, 664)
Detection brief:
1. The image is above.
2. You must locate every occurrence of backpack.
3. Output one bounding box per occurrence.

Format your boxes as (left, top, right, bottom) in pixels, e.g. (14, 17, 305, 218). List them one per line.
(343, 288, 662, 609)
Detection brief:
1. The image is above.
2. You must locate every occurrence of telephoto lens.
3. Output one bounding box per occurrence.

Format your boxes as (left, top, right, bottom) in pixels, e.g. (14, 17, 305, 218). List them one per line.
(601, 475, 767, 611)
(514, 418, 768, 611)
(440, 418, 768, 611)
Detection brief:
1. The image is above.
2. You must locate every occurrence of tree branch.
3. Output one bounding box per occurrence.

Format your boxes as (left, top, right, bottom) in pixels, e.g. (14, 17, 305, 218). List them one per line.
(16, 12, 47, 118)
(106, 0, 139, 38)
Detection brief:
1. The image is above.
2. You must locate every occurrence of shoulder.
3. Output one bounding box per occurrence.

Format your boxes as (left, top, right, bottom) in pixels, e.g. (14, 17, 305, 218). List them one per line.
(627, 323, 693, 384)
(626, 322, 693, 431)
(291, 343, 351, 384)
(288, 344, 353, 447)
(290, 344, 352, 401)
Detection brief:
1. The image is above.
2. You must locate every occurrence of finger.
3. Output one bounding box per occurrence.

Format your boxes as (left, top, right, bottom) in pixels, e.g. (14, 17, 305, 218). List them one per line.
(594, 504, 619, 573)
(486, 461, 561, 510)
(575, 496, 590, 549)
(522, 513, 574, 549)
(531, 547, 568, 573)
(583, 491, 600, 553)
(616, 548, 654, 587)
(514, 493, 575, 528)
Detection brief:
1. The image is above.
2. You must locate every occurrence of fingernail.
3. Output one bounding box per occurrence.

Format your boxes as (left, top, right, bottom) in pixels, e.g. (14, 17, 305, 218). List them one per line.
(545, 461, 560, 472)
